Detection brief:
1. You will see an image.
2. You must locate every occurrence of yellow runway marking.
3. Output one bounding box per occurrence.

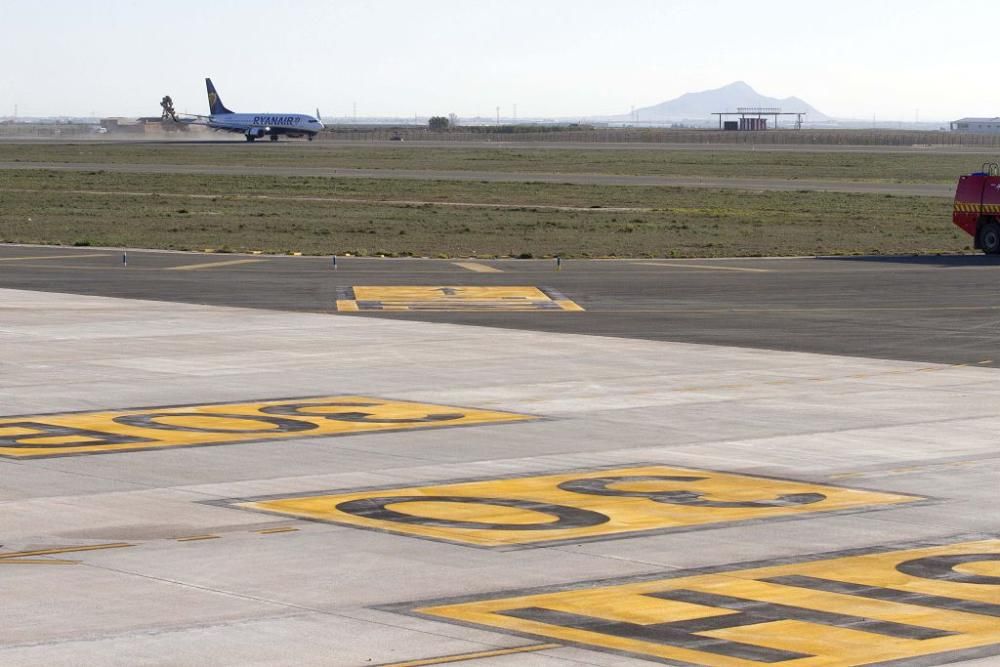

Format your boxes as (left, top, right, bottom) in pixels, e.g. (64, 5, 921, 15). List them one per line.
(335, 286, 583, 312)
(166, 258, 264, 271)
(0, 542, 133, 564)
(376, 643, 560, 666)
(232, 466, 918, 548)
(417, 538, 1000, 666)
(0, 253, 110, 262)
(0, 395, 532, 459)
(641, 261, 773, 273)
(452, 262, 504, 273)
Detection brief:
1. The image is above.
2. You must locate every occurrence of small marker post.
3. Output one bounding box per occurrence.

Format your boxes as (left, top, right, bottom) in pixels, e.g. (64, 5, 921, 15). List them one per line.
(556, 256, 562, 271)
(122, 250, 127, 267)
(332, 255, 337, 270)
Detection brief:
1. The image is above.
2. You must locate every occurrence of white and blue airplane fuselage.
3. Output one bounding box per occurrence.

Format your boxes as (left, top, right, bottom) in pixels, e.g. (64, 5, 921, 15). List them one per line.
(204, 78, 323, 142)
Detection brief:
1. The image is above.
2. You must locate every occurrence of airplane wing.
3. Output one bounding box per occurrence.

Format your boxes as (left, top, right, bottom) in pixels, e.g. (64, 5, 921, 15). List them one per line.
(168, 115, 219, 129)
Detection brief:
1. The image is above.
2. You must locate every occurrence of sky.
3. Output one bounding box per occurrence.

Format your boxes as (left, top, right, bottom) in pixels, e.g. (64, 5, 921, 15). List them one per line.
(2, 0, 998, 121)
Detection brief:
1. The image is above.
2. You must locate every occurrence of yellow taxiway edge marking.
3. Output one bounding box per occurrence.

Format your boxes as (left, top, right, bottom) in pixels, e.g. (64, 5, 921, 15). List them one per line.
(641, 261, 772, 273)
(0, 253, 110, 262)
(0, 559, 78, 565)
(166, 258, 264, 271)
(376, 643, 560, 667)
(257, 527, 299, 534)
(978, 360, 993, 365)
(452, 262, 504, 273)
(336, 300, 360, 312)
(176, 535, 220, 542)
(0, 542, 133, 564)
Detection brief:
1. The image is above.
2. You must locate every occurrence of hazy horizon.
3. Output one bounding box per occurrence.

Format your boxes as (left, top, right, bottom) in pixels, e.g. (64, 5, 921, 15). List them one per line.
(3, 0, 997, 122)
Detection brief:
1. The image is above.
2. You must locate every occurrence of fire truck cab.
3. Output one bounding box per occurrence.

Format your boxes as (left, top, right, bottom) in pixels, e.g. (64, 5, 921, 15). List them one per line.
(953, 162, 1000, 253)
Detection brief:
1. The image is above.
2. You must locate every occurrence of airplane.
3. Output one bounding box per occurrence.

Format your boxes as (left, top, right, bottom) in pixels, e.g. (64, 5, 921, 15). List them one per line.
(203, 78, 324, 142)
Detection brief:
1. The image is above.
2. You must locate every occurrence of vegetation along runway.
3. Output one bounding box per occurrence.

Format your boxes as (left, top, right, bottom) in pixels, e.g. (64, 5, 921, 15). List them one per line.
(0, 147, 971, 257)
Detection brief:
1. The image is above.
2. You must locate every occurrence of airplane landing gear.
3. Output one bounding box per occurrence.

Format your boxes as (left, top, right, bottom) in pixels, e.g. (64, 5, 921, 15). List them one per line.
(269, 134, 279, 142)
(245, 135, 256, 142)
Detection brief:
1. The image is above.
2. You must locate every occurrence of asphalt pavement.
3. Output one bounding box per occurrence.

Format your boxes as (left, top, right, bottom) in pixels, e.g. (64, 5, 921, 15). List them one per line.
(1, 245, 998, 366)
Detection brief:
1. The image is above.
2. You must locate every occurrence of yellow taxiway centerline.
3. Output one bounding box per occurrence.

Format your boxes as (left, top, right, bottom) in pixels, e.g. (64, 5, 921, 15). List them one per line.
(0, 542, 133, 564)
(166, 258, 264, 271)
(376, 643, 560, 667)
(257, 527, 299, 535)
(175, 535, 220, 542)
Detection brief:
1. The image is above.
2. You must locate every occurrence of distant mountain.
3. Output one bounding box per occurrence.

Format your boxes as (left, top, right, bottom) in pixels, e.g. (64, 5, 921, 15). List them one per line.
(631, 81, 829, 122)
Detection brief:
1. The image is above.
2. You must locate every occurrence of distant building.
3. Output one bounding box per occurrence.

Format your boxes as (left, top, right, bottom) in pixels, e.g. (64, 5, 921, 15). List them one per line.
(951, 117, 1000, 134)
(712, 108, 804, 130)
(99, 117, 195, 134)
(100, 117, 143, 134)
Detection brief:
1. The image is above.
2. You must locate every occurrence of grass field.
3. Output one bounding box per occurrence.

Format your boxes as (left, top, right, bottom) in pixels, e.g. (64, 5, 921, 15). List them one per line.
(0, 169, 966, 258)
(0, 142, 991, 183)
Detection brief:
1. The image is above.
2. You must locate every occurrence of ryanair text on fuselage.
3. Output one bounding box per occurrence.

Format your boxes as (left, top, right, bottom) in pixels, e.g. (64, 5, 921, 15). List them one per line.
(252, 116, 302, 126)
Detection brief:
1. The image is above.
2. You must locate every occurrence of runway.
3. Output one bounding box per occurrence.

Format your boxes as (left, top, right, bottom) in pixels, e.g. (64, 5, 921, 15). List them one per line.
(0, 160, 954, 197)
(5, 136, 1000, 155)
(0, 245, 998, 366)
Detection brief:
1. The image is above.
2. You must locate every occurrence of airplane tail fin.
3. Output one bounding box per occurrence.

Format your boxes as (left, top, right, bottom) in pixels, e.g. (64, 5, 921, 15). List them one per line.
(205, 78, 234, 115)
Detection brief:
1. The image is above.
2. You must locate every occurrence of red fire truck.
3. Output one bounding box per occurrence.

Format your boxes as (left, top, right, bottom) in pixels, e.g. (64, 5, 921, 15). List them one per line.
(954, 163, 1000, 253)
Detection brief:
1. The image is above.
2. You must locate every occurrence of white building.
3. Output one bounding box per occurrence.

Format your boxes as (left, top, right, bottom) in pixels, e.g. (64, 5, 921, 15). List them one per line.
(951, 117, 1000, 133)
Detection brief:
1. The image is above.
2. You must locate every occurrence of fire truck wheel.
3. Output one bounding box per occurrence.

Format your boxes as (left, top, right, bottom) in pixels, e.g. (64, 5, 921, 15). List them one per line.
(981, 221, 1000, 255)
